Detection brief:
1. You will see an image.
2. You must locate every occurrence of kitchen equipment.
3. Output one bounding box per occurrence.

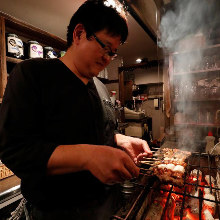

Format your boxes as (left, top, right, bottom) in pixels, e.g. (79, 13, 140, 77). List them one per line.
(124, 107, 145, 120)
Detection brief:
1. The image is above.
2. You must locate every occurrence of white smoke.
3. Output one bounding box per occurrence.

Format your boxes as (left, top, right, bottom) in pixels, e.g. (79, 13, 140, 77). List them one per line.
(159, 0, 215, 51)
(159, 0, 219, 151)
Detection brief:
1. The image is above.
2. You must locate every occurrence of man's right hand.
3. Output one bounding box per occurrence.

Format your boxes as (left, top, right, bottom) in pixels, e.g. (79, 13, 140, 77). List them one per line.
(47, 144, 139, 185)
(84, 145, 140, 184)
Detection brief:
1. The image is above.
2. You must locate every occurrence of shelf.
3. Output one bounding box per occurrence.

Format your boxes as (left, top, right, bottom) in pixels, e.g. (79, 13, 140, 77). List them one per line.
(174, 98, 220, 102)
(6, 56, 23, 64)
(169, 39, 220, 140)
(148, 94, 163, 99)
(174, 122, 220, 127)
(173, 68, 220, 76)
(133, 98, 147, 102)
(98, 78, 119, 84)
(138, 82, 164, 86)
(172, 43, 220, 55)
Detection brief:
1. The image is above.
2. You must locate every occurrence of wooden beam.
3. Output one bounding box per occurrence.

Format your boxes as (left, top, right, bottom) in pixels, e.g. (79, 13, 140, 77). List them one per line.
(0, 16, 7, 98)
(118, 0, 157, 44)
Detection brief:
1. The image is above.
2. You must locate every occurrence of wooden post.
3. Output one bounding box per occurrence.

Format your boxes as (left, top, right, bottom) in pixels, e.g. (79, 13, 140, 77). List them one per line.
(118, 67, 124, 106)
(0, 16, 7, 99)
(118, 67, 125, 122)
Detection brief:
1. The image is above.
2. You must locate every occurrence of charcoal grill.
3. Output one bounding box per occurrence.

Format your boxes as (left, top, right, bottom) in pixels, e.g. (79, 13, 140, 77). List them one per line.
(111, 150, 220, 220)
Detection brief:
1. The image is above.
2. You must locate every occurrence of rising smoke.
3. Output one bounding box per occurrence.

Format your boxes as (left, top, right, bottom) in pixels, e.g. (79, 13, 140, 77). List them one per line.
(159, 0, 219, 151)
(159, 0, 216, 51)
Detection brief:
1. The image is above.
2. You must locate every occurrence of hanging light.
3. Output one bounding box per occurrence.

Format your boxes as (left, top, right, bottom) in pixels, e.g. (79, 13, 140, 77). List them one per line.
(104, 0, 127, 18)
(136, 58, 142, 63)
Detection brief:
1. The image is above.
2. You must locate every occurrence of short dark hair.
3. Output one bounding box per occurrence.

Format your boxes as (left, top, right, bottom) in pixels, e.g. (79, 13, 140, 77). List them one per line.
(67, 0, 128, 48)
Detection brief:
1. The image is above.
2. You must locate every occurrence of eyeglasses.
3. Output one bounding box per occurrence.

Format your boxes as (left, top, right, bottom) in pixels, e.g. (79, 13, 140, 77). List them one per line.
(92, 33, 118, 60)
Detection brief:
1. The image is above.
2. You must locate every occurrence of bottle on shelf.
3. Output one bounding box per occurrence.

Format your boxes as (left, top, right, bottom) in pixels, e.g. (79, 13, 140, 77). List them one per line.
(205, 131, 215, 153)
(110, 90, 117, 106)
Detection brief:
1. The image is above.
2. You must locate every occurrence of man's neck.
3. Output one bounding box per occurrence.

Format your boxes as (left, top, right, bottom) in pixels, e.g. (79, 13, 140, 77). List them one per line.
(59, 50, 90, 85)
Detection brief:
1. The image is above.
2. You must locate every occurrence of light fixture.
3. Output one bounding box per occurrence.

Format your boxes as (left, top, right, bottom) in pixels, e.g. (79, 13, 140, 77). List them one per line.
(104, 0, 127, 18)
(136, 58, 142, 63)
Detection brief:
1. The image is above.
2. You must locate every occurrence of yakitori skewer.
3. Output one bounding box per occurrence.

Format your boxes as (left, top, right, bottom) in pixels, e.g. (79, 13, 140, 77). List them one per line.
(142, 157, 160, 161)
(139, 161, 155, 166)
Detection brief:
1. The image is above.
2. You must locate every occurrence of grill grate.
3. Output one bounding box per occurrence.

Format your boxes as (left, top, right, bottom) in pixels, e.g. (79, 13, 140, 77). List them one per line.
(112, 150, 220, 220)
(143, 151, 220, 220)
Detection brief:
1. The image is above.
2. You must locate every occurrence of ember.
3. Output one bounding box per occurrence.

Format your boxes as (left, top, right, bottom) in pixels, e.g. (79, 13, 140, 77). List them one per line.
(185, 208, 199, 220)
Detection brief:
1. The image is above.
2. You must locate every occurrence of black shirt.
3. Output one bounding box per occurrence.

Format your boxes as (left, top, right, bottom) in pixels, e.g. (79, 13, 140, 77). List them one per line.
(0, 58, 116, 209)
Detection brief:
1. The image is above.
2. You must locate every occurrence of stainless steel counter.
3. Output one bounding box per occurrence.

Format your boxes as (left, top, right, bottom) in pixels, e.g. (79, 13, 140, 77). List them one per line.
(0, 175, 21, 209)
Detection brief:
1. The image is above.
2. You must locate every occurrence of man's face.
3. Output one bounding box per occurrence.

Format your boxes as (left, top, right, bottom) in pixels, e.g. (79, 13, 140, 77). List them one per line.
(73, 29, 121, 79)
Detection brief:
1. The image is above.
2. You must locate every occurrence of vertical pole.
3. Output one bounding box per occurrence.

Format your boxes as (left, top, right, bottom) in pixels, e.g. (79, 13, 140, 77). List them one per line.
(0, 16, 7, 100)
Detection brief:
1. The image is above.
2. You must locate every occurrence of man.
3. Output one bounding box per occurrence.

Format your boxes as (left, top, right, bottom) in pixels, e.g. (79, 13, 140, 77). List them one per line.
(0, 1, 151, 219)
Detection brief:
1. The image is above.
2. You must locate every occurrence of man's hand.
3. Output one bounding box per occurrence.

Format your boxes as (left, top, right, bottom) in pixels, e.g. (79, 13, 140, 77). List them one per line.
(48, 144, 139, 185)
(84, 145, 140, 184)
(114, 134, 152, 164)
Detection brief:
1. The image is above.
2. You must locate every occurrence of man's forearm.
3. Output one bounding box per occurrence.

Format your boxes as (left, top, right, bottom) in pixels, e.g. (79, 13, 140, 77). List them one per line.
(47, 143, 140, 184)
(47, 144, 91, 175)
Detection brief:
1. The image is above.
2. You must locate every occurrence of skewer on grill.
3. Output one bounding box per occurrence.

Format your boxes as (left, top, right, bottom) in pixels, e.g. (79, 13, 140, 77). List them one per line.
(151, 151, 163, 157)
(142, 157, 160, 161)
(152, 147, 160, 150)
(139, 168, 153, 176)
(151, 150, 159, 153)
(140, 161, 154, 164)
(152, 151, 163, 157)
(139, 161, 156, 166)
(139, 172, 151, 176)
(140, 167, 152, 172)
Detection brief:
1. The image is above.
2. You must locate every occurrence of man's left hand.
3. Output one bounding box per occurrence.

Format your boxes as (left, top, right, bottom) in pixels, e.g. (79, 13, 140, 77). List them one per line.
(115, 134, 152, 164)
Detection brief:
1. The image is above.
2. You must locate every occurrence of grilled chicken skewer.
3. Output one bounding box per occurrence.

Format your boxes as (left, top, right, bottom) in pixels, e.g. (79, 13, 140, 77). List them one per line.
(139, 148, 191, 186)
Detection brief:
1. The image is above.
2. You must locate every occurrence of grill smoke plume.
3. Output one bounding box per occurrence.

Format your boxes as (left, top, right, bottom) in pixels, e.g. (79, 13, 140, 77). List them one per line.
(160, 0, 216, 51)
(159, 0, 219, 150)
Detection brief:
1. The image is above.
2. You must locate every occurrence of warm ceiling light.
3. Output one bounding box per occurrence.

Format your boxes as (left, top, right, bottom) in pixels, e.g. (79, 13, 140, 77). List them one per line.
(136, 58, 142, 63)
(104, 0, 127, 19)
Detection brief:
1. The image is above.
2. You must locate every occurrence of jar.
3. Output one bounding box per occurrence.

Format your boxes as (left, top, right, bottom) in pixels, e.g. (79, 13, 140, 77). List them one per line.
(6, 33, 24, 59)
(27, 40, 43, 58)
(59, 51, 66, 58)
(44, 46, 57, 59)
